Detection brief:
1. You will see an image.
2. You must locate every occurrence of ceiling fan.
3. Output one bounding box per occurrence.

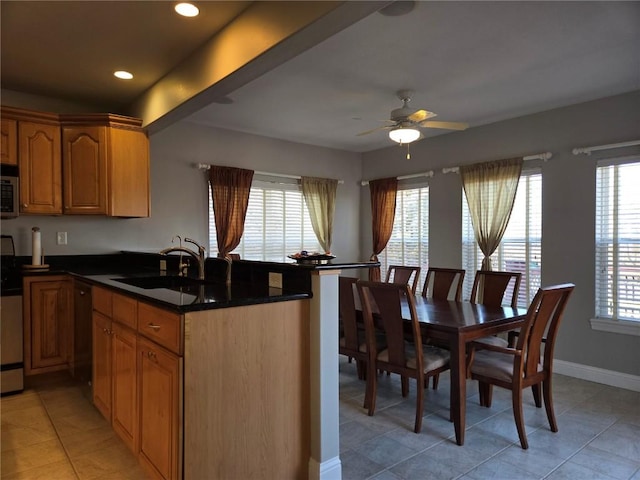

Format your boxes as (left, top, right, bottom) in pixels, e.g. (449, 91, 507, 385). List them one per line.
(358, 90, 469, 147)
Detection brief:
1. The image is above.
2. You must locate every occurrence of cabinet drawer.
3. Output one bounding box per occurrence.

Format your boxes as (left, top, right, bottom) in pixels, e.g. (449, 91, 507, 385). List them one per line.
(93, 287, 113, 317)
(137, 302, 182, 355)
(113, 293, 137, 329)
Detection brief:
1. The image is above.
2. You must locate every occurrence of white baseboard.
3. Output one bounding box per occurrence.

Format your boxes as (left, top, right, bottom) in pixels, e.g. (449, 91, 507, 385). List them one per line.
(308, 456, 341, 480)
(554, 360, 640, 392)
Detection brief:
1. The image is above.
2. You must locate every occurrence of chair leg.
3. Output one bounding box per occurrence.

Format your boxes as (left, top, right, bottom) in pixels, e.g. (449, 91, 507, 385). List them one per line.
(401, 376, 409, 397)
(512, 388, 528, 449)
(356, 360, 366, 380)
(478, 382, 493, 407)
(531, 383, 542, 408)
(432, 374, 440, 390)
(414, 378, 424, 433)
(542, 378, 558, 432)
(365, 366, 378, 416)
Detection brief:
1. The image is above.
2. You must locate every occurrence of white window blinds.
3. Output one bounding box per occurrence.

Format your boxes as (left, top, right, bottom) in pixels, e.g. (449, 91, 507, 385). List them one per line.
(595, 158, 640, 321)
(208, 179, 321, 262)
(379, 185, 429, 292)
(462, 170, 542, 307)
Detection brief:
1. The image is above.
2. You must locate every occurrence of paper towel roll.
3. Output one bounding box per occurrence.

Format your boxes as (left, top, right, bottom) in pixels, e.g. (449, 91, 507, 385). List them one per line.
(32, 227, 41, 266)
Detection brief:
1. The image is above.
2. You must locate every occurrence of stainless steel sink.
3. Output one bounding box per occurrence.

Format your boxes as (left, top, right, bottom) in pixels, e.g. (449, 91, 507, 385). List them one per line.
(111, 275, 211, 290)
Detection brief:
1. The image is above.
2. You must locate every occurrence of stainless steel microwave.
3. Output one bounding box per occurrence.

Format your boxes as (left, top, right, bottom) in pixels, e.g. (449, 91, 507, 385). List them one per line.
(0, 164, 19, 219)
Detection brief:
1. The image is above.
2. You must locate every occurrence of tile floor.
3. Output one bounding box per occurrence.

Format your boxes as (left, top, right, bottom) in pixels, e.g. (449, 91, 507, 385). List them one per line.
(1, 373, 150, 480)
(1, 362, 639, 480)
(338, 357, 640, 480)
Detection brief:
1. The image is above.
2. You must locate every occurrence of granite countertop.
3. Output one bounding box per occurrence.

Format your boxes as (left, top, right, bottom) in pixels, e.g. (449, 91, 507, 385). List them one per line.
(79, 272, 310, 313)
(13, 252, 379, 313)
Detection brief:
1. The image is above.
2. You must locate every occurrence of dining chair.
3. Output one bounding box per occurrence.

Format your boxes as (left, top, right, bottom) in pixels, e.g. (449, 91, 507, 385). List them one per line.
(466, 283, 575, 449)
(471, 270, 523, 347)
(470, 270, 522, 308)
(420, 267, 465, 389)
(422, 267, 465, 301)
(385, 265, 421, 294)
(339, 276, 367, 379)
(356, 280, 450, 433)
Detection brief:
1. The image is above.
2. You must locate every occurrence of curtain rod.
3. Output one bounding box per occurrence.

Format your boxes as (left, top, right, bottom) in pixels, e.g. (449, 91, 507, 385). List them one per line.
(572, 140, 640, 156)
(360, 170, 434, 186)
(197, 163, 343, 184)
(441, 152, 552, 174)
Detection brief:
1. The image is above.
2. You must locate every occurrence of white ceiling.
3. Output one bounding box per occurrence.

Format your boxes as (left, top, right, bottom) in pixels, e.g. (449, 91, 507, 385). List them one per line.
(2, 1, 639, 153)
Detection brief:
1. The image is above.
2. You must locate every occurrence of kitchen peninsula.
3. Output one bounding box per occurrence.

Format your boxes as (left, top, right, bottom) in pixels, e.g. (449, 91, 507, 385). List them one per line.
(21, 253, 377, 480)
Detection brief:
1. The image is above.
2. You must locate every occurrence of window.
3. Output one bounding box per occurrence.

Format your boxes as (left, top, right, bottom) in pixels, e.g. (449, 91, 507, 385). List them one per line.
(595, 158, 640, 324)
(379, 185, 429, 291)
(462, 170, 542, 307)
(208, 179, 321, 262)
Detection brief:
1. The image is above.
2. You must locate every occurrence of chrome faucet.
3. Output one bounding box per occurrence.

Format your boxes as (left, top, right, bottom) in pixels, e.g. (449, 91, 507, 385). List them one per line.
(160, 236, 206, 280)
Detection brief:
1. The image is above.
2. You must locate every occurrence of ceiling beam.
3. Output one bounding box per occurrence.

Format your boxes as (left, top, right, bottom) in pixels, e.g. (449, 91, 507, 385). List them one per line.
(129, 1, 388, 134)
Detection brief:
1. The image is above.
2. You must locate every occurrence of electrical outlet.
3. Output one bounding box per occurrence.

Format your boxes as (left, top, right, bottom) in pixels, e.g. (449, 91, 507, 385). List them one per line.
(56, 232, 67, 245)
(268, 272, 283, 289)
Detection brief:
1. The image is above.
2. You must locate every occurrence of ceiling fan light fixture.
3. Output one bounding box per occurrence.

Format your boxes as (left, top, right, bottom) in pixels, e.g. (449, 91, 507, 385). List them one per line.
(389, 127, 420, 144)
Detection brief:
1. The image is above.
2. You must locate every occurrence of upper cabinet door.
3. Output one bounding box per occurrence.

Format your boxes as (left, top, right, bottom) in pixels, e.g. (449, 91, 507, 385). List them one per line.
(1, 118, 18, 165)
(62, 126, 108, 214)
(18, 121, 62, 214)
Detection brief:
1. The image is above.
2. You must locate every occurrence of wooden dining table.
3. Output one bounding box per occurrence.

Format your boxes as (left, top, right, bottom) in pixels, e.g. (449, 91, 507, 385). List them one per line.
(405, 297, 528, 445)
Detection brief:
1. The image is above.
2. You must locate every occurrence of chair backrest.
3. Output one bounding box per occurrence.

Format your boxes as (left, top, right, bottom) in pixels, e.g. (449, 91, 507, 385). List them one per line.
(356, 281, 422, 370)
(339, 276, 360, 353)
(470, 270, 522, 308)
(422, 267, 465, 300)
(385, 265, 421, 294)
(516, 283, 575, 378)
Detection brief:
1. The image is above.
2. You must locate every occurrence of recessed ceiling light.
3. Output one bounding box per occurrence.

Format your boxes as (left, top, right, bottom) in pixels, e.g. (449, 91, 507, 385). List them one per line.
(175, 2, 199, 17)
(114, 71, 133, 80)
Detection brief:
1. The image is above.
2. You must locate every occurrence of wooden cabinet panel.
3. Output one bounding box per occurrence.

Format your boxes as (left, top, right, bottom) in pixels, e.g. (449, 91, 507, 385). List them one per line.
(113, 293, 138, 330)
(138, 302, 182, 355)
(18, 121, 62, 214)
(112, 322, 138, 453)
(24, 276, 72, 375)
(92, 311, 112, 420)
(138, 336, 182, 480)
(62, 126, 107, 214)
(93, 286, 113, 317)
(1, 118, 17, 165)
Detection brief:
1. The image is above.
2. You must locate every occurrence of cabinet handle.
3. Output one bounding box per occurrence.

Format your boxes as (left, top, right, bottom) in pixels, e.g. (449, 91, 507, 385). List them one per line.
(146, 323, 161, 331)
(22, 203, 28, 208)
(79, 290, 86, 296)
(147, 351, 157, 360)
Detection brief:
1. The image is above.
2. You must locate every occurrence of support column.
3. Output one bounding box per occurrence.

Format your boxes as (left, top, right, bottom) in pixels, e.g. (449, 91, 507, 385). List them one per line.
(308, 269, 342, 480)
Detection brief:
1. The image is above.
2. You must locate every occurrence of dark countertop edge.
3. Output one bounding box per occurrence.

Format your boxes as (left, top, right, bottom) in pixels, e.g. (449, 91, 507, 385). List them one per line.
(18, 268, 312, 314)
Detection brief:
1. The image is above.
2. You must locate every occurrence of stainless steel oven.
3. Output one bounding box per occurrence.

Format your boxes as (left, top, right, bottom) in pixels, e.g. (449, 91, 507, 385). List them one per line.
(1, 235, 23, 395)
(0, 164, 19, 219)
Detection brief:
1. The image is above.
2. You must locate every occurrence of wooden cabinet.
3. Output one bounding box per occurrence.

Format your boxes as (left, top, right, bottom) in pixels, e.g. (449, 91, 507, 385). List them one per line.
(92, 286, 139, 453)
(1, 118, 17, 165)
(62, 114, 150, 217)
(92, 310, 112, 419)
(112, 322, 139, 453)
(23, 276, 72, 375)
(138, 336, 182, 480)
(19, 120, 63, 215)
(1, 106, 149, 217)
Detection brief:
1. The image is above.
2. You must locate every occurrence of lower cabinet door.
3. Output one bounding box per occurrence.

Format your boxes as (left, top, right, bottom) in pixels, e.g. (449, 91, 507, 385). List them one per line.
(92, 312, 112, 420)
(137, 337, 182, 480)
(111, 322, 138, 453)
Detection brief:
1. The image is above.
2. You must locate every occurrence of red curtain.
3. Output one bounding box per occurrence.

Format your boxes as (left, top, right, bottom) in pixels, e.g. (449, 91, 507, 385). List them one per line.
(368, 177, 398, 281)
(209, 165, 254, 258)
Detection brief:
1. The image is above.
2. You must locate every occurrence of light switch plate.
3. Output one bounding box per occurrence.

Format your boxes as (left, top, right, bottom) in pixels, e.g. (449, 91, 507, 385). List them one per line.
(56, 232, 67, 245)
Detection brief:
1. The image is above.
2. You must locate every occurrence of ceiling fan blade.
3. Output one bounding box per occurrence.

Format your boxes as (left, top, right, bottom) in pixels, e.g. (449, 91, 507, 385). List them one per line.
(407, 109, 437, 122)
(420, 120, 469, 131)
(356, 125, 393, 136)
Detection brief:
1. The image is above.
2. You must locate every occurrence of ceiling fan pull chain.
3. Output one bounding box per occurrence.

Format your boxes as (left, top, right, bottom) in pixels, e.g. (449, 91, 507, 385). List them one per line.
(406, 143, 411, 160)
